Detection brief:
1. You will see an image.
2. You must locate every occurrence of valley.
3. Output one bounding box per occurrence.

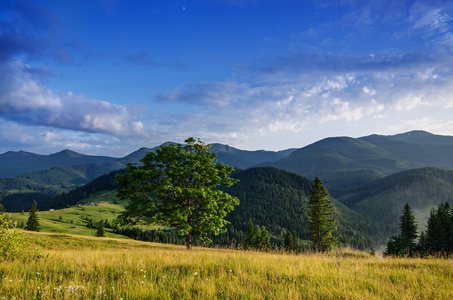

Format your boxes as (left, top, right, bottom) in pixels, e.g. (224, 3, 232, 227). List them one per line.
(2, 130, 453, 249)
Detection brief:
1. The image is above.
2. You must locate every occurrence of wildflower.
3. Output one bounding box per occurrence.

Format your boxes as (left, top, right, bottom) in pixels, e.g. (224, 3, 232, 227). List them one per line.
(229, 270, 232, 272)
(194, 272, 198, 276)
(36, 272, 40, 275)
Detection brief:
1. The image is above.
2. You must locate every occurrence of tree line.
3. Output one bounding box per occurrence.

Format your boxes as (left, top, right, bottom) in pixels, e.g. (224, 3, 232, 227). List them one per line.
(385, 202, 453, 257)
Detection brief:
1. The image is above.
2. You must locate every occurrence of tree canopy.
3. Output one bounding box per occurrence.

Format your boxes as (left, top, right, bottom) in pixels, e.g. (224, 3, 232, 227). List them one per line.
(115, 137, 239, 250)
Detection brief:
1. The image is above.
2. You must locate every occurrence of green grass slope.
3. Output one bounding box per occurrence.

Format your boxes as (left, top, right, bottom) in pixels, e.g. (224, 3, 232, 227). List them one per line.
(7, 192, 127, 238)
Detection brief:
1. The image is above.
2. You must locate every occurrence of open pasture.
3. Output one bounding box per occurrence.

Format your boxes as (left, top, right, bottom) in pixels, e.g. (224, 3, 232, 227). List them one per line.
(0, 231, 452, 299)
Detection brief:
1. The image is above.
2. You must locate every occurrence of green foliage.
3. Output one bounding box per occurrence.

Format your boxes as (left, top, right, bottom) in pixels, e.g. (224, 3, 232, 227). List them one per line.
(284, 231, 298, 253)
(307, 176, 337, 252)
(221, 167, 374, 249)
(386, 202, 453, 257)
(384, 203, 418, 257)
(96, 219, 106, 237)
(339, 167, 453, 244)
(240, 219, 271, 251)
(25, 200, 40, 232)
(115, 137, 239, 250)
(241, 219, 255, 250)
(256, 226, 271, 251)
(0, 213, 22, 260)
(399, 203, 418, 249)
(423, 202, 453, 255)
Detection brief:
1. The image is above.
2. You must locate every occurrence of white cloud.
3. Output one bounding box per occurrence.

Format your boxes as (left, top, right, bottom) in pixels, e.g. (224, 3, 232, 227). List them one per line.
(0, 59, 147, 138)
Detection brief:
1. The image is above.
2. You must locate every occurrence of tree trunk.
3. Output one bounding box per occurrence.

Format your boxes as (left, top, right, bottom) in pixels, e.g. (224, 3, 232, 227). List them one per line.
(186, 232, 192, 250)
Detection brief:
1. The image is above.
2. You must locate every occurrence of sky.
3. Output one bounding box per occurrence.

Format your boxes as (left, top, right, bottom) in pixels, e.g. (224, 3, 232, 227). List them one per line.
(1, 0, 453, 157)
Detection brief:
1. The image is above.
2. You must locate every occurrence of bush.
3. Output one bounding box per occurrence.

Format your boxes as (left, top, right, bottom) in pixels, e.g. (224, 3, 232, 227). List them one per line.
(0, 214, 23, 261)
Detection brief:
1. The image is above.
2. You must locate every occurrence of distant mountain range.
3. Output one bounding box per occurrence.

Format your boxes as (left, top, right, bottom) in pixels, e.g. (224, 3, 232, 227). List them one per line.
(2, 130, 453, 193)
(2, 130, 453, 247)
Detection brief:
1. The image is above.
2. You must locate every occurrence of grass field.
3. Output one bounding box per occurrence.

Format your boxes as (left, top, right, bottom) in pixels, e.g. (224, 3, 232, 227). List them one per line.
(1, 231, 452, 299)
(6, 192, 163, 238)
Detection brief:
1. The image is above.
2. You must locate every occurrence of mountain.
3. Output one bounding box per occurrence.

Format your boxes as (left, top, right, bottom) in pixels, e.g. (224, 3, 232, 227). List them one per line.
(209, 144, 295, 169)
(389, 130, 453, 145)
(258, 131, 453, 194)
(13, 166, 375, 249)
(258, 136, 410, 176)
(0, 143, 295, 210)
(0, 149, 117, 178)
(336, 167, 453, 243)
(221, 167, 375, 249)
(359, 133, 453, 170)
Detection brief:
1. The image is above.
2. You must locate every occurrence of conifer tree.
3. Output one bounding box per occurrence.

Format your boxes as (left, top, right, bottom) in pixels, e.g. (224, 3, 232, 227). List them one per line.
(284, 231, 298, 252)
(256, 226, 271, 251)
(399, 203, 418, 253)
(96, 219, 105, 237)
(253, 226, 261, 249)
(385, 203, 417, 256)
(284, 231, 293, 252)
(307, 176, 337, 252)
(242, 218, 255, 250)
(25, 200, 40, 232)
(417, 230, 428, 255)
(425, 203, 451, 254)
(291, 231, 298, 252)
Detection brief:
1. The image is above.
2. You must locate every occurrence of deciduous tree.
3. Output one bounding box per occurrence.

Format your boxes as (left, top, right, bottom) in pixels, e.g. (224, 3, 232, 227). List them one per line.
(115, 137, 239, 250)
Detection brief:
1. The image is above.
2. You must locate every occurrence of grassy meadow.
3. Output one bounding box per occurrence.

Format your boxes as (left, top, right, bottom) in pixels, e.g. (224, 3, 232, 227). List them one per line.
(1, 231, 452, 299)
(6, 192, 163, 238)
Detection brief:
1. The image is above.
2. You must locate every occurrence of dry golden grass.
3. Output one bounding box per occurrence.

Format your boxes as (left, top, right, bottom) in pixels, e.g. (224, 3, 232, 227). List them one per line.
(0, 231, 452, 299)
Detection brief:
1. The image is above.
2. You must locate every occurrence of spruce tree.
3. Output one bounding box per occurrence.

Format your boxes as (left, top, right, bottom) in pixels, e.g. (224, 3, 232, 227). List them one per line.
(253, 226, 261, 249)
(257, 226, 271, 251)
(417, 231, 428, 255)
(284, 231, 293, 252)
(25, 200, 40, 232)
(425, 203, 451, 254)
(399, 202, 418, 253)
(284, 231, 298, 252)
(385, 203, 418, 256)
(307, 176, 337, 252)
(291, 231, 298, 252)
(242, 218, 255, 250)
(96, 219, 105, 237)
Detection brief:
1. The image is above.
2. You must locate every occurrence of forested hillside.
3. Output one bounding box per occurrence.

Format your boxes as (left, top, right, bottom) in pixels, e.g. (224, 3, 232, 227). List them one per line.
(2, 131, 453, 249)
(337, 167, 453, 243)
(222, 167, 375, 249)
(6, 166, 375, 249)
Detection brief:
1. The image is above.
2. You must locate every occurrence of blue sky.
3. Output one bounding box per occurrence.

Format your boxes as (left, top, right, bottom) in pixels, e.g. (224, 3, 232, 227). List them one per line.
(1, 0, 453, 156)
